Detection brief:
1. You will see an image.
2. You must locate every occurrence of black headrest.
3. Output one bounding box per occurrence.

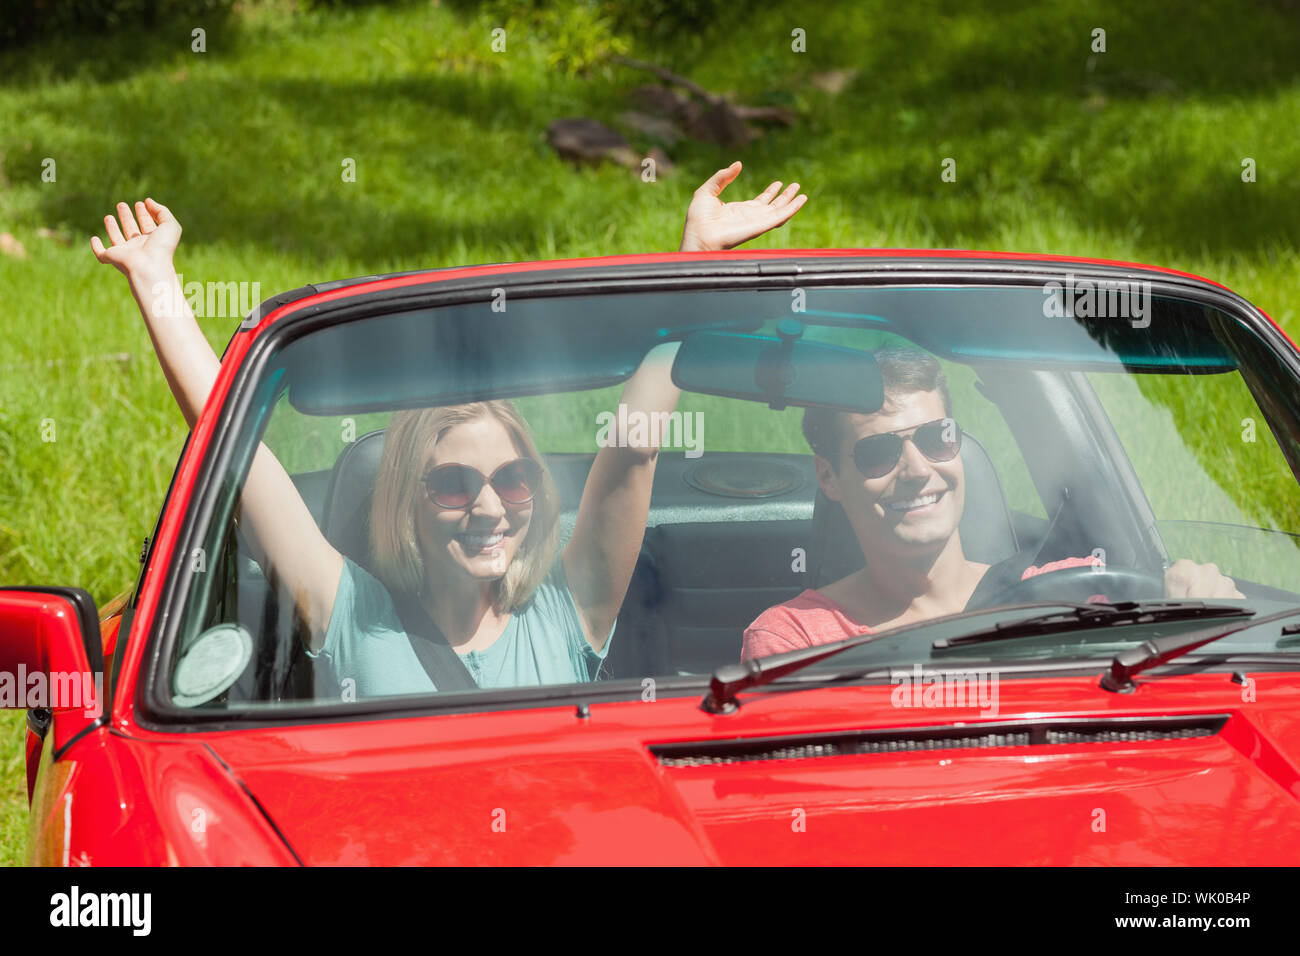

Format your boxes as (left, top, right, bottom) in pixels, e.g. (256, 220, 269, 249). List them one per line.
(809, 431, 1019, 587)
(320, 429, 388, 567)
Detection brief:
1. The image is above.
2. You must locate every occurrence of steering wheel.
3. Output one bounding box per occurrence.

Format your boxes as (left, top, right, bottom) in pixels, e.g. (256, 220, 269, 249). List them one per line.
(968, 563, 1167, 611)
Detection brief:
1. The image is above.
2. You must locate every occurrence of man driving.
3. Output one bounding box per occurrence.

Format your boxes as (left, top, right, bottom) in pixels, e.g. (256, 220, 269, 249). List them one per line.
(743, 347, 1244, 660)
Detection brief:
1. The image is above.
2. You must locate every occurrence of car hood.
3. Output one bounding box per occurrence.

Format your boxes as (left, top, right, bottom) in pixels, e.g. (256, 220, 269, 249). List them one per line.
(204, 673, 1300, 865)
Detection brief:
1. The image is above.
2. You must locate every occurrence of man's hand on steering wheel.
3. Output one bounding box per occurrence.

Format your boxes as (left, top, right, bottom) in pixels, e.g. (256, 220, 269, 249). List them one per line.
(1163, 558, 1244, 599)
(977, 555, 1246, 609)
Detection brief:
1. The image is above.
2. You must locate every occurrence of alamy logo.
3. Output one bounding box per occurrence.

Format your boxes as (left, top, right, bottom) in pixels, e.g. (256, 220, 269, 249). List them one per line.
(0, 668, 101, 718)
(151, 274, 261, 320)
(595, 404, 704, 459)
(1042, 273, 1151, 328)
(50, 886, 151, 936)
(890, 664, 1000, 717)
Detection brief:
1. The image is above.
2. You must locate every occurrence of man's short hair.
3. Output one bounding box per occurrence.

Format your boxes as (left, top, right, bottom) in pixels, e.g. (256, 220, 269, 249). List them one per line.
(801, 346, 951, 467)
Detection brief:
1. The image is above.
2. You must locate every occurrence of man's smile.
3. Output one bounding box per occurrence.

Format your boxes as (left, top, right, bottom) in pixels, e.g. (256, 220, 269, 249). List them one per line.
(883, 489, 946, 515)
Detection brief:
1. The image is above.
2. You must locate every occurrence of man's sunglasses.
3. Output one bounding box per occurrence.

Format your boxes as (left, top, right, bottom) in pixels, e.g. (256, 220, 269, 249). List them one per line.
(422, 458, 544, 510)
(851, 418, 963, 479)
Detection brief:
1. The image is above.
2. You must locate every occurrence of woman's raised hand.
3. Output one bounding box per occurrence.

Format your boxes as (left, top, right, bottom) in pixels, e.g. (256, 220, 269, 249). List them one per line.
(679, 161, 808, 252)
(91, 193, 343, 648)
(90, 198, 182, 279)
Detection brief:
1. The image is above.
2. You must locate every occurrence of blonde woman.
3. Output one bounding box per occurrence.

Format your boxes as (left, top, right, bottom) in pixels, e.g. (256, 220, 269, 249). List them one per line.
(92, 163, 807, 695)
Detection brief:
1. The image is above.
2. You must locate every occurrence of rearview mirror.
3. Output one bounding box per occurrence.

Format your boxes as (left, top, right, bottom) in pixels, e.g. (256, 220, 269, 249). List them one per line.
(671, 320, 885, 413)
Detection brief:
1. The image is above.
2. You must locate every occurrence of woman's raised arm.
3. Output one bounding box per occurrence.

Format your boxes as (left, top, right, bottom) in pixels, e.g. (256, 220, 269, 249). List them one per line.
(563, 163, 809, 648)
(92, 199, 343, 650)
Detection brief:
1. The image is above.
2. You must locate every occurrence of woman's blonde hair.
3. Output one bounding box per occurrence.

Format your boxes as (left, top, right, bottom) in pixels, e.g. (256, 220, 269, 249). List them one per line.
(369, 400, 559, 614)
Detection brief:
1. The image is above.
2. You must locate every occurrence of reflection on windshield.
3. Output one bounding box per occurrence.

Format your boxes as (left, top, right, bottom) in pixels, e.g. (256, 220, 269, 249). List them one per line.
(168, 284, 1300, 712)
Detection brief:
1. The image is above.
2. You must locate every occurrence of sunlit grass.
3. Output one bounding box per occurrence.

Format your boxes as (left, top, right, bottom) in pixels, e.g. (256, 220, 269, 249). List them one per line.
(3, 0, 1300, 863)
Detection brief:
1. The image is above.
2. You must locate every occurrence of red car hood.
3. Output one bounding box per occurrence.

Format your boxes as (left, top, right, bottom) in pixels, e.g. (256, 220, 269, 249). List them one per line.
(204, 673, 1300, 865)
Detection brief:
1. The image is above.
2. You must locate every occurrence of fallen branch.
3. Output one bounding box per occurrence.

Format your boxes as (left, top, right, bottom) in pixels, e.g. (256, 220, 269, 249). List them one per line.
(610, 54, 720, 105)
(612, 55, 795, 147)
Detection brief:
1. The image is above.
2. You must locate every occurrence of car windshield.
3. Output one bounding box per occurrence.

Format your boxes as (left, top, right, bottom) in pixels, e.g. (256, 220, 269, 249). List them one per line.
(162, 278, 1300, 714)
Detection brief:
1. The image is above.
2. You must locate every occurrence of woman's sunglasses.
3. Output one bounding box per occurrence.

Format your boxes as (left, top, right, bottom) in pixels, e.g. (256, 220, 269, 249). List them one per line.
(851, 418, 963, 479)
(422, 458, 544, 510)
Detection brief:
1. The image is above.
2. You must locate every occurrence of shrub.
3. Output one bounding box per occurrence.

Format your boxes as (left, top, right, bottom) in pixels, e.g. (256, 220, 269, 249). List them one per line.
(0, 0, 235, 51)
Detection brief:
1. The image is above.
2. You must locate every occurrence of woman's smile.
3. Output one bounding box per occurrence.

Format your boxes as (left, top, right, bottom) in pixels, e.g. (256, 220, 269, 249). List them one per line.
(455, 530, 508, 553)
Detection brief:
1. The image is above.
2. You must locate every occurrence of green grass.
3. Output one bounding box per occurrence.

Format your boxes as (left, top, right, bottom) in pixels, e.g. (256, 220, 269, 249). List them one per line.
(3, 0, 1300, 864)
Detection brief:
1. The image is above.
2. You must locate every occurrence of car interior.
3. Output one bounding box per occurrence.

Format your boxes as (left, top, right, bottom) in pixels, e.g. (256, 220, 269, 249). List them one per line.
(232, 367, 1106, 702)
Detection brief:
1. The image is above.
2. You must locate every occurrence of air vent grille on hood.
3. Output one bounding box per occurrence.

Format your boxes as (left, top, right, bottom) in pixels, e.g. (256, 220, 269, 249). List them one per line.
(652, 715, 1228, 768)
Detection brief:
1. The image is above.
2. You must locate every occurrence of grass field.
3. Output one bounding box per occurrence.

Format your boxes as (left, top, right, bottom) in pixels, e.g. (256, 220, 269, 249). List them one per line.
(3, 0, 1300, 864)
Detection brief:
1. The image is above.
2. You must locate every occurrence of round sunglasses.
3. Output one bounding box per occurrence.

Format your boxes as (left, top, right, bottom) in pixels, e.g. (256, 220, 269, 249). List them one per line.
(851, 418, 963, 479)
(422, 458, 544, 510)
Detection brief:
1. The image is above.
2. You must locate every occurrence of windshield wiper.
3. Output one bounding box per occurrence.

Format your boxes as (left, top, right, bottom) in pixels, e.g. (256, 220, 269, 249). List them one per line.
(1101, 604, 1300, 692)
(702, 600, 1272, 714)
(931, 600, 1254, 651)
(703, 600, 1126, 714)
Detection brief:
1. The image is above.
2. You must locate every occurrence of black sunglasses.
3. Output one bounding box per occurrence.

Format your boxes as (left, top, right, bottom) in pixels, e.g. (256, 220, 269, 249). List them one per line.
(422, 458, 543, 510)
(851, 418, 963, 479)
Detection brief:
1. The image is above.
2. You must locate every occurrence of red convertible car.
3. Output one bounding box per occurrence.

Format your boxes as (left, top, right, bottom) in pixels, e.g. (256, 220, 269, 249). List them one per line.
(6, 250, 1300, 865)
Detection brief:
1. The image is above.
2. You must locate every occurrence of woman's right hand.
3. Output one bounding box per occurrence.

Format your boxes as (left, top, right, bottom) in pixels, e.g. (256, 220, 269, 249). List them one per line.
(91, 194, 343, 649)
(90, 198, 181, 280)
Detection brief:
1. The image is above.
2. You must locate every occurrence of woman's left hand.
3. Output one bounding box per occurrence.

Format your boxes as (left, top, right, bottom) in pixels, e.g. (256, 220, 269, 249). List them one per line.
(679, 161, 808, 252)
